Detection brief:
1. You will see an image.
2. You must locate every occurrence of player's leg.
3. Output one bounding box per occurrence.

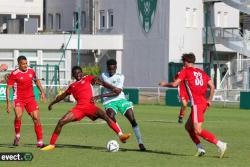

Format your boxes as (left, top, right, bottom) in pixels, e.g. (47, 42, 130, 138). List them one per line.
(41, 111, 76, 151)
(106, 108, 123, 134)
(192, 104, 227, 158)
(26, 99, 44, 147)
(185, 116, 205, 156)
(124, 108, 146, 151)
(95, 107, 131, 143)
(13, 105, 23, 146)
(178, 99, 188, 123)
(29, 110, 44, 147)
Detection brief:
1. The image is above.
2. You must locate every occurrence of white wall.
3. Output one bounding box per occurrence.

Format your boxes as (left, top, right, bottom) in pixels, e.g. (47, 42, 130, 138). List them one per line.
(0, 0, 43, 30)
(213, 2, 239, 28)
(169, 0, 203, 63)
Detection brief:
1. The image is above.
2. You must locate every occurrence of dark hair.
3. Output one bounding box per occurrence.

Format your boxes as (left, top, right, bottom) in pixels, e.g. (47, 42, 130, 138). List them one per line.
(107, 59, 117, 66)
(72, 66, 82, 74)
(17, 55, 27, 63)
(181, 53, 196, 63)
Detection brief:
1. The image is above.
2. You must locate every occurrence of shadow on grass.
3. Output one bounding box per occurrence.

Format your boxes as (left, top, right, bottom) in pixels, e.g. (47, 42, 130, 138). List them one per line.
(0, 143, 17, 148)
(143, 120, 177, 124)
(23, 143, 188, 157)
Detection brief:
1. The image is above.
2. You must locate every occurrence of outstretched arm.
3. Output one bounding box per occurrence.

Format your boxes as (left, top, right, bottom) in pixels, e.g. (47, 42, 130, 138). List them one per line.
(48, 91, 69, 110)
(159, 79, 181, 88)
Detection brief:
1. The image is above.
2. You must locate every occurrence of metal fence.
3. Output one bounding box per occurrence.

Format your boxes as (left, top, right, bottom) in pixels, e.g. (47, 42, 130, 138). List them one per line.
(1, 83, 247, 108)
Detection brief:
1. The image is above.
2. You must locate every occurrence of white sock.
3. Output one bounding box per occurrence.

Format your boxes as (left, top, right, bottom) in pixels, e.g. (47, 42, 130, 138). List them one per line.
(216, 140, 224, 148)
(196, 143, 204, 149)
(133, 125, 143, 144)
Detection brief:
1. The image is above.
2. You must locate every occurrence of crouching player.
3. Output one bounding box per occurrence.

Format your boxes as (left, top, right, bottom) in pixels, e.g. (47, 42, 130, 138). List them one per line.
(41, 66, 131, 151)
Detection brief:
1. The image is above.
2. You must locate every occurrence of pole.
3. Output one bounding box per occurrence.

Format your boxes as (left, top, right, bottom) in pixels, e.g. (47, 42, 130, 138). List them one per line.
(205, 2, 209, 64)
(77, 7, 81, 66)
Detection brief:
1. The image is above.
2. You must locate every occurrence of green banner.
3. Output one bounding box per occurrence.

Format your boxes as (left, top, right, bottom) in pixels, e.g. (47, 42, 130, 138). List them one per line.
(138, 0, 157, 33)
(0, 85, 40, 101)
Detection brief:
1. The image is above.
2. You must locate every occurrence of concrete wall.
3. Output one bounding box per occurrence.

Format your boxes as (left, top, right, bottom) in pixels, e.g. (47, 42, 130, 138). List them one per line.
(96, 0, 169, 87)
(96, 0, 203, 87)
(169, 0, 204, 63)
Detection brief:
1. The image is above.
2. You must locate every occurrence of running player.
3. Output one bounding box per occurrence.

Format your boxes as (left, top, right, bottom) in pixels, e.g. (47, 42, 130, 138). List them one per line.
(159, 53, 227, 158)
(6, 55, 46, 147)
(92, 59, 146, 151)
(175, 71, 189, 123)
(41, 66, 131, 151)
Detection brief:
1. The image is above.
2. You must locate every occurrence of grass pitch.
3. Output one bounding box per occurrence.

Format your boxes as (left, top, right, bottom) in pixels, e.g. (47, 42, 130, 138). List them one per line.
(0, 102, 249, 167)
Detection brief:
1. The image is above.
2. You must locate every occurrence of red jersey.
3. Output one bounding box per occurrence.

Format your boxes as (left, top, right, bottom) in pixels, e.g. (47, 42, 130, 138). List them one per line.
(7, 68, 37, 100)
(66, 75, 95, 105)
(178, 67, 210, 105)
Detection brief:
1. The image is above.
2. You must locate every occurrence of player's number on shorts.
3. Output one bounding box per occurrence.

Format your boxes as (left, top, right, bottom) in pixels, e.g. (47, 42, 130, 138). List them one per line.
(193, 72, 203, 86)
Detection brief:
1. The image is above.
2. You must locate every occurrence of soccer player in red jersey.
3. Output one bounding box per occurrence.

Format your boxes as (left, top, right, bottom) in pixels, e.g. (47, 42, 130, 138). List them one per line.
(175, 71, 189, 123)
(159, 53, 227, 158)
(41, 66, 131, 151)
(6, 55, 46, 147)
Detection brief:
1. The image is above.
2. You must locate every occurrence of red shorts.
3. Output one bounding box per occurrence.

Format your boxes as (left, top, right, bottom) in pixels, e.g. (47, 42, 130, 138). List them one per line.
(70, 104, 99, 121)
(14, 98, 39, 113)
(191, 103, 208, 123)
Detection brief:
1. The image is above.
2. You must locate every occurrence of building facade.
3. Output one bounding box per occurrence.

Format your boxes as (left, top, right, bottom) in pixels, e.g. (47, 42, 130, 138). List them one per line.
(0, 0, 43, 33)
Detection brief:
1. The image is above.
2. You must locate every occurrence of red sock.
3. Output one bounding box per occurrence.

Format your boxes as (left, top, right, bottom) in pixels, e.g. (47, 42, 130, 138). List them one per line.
(34, 123, 43, 142)
(187, 129, 200, 144)
(14, 119, 21, 136)
(179, 108, 185, 118)
(108, 120, 121, 134)
(199, 130, 218, 144)
(50, 133, 58, 145)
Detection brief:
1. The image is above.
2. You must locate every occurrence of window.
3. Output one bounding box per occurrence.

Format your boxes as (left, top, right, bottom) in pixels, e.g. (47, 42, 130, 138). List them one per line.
(56, 13, 61, 30)
(73, 12, 79, 29)
(99, 10, 105, 29)
(81, 11, 86, 29)
(30, 15, 41, 27)
(223, 12, 228, 27)
(108, 9, 114, 29)
(217, 11, 222, 27)
(48, 14, 53, 30)
(192, 8, 197, 28)
(185, 8, 191, 27)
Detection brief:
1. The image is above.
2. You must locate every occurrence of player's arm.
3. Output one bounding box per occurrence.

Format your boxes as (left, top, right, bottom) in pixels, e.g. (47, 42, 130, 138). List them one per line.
(207, 80, 215, 106)
(90, 77, 122, 103)
(34, 79, 46, 102)
(6, 85, 13, 113)
(48, 91, 69, 111)
(92, 77, 121, 94)
(159, 78, 181, 88)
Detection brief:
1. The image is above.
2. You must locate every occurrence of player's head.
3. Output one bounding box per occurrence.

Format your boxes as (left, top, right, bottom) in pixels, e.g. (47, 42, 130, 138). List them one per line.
(72, 66, 83, 81)
(17, 55, 28, 72)
(107, 59, 117, 77)
(181, 53, 195, 67)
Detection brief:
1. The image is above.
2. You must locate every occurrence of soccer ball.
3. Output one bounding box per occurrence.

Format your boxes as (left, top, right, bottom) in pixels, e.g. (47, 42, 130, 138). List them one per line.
(106, 140, 119, 152)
